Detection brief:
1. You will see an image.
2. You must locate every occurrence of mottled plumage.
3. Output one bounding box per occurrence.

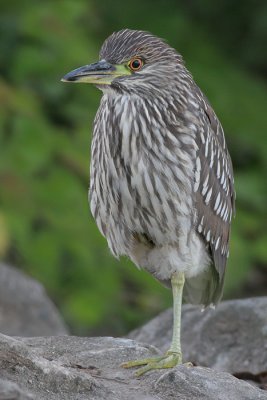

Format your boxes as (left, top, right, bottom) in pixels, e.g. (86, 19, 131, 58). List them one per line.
(89, 30, 235, 306)
(62, 29, 235, 375)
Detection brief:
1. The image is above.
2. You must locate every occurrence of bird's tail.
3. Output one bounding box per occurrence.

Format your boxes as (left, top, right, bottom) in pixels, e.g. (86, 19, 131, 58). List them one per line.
(183, 266, 224, 307)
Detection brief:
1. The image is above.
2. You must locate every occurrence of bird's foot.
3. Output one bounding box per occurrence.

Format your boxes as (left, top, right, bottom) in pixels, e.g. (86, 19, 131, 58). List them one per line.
(121, 351, 192, 377)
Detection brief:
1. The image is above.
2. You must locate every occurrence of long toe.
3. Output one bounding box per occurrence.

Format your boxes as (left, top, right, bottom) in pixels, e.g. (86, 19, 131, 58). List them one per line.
(121, 351, 183, 377)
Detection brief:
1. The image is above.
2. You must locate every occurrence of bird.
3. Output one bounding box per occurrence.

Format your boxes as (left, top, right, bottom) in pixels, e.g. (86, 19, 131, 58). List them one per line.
(62, 29, 235, 376)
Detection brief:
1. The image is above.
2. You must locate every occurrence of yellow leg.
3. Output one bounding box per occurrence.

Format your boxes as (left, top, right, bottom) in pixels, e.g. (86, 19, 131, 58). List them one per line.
(121, 271, 190, 376)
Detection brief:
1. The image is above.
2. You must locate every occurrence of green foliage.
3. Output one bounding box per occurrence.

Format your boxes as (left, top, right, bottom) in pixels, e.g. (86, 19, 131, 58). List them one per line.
(0, 0, 266, 335)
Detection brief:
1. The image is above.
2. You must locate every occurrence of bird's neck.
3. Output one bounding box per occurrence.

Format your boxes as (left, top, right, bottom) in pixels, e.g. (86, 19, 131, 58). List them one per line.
(95, 90, 197, 170)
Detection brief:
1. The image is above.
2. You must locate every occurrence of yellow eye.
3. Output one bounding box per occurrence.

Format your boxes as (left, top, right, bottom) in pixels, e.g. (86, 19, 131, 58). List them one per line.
(128, 58, 144, 71)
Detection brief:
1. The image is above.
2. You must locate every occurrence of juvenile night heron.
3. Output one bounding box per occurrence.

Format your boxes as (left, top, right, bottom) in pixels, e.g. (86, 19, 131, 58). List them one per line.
(62, 29, 235, 376)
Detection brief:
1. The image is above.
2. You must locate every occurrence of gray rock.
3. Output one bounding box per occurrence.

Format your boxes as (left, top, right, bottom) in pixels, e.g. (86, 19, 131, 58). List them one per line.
(153, 367, 267, 400)
(0, 263, 68, 336)
(128, 297, 267, 375)
(0, 334, 266, 399)
(0, 378, 34, 400)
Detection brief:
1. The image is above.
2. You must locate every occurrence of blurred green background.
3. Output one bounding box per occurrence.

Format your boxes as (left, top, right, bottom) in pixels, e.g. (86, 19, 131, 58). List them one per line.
(0, 0, 267, 336)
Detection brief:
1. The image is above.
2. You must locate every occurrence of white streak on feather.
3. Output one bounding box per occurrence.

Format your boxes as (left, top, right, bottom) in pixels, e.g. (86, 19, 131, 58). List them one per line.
(216, 159, 221, 178)
(215, 237, 221, 250)
(205, 137, 209, 157)
(205, 187, 212, 204)
(194, 157, 201, 192)
(214, 192, 221, 211)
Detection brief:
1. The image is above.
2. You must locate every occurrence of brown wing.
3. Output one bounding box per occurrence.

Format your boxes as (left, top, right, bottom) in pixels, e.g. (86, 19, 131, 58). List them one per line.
(194, 95, 235, 286)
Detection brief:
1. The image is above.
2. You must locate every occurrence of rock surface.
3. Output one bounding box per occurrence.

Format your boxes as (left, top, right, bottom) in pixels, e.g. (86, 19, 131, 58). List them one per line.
(128, 297, 267, 377)
(0, 334, 266, 400)
(0, 263, 68, 336)
(0, 377, 34, 400)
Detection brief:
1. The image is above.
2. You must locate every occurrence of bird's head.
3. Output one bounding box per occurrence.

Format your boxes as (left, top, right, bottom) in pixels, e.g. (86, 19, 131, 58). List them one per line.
(61, 29, 186, 95)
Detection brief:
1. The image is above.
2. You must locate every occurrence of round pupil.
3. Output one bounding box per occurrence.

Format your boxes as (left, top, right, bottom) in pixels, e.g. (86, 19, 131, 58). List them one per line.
(131, 59, 141, 69)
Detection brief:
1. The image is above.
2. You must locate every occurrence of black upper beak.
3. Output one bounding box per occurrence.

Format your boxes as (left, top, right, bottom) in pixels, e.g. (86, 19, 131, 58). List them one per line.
(61, 60, 115, 82)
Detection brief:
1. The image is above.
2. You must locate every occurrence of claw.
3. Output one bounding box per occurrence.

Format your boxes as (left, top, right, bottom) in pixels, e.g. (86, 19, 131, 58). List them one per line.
(121, 351, 184, 376)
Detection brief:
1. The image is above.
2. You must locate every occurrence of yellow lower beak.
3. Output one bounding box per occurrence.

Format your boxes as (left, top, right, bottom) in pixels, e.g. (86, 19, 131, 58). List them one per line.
(61, 60, 131, 85)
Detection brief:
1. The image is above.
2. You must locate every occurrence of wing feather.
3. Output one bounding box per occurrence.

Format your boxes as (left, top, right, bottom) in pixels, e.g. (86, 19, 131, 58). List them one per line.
(194, 95, 235, 283)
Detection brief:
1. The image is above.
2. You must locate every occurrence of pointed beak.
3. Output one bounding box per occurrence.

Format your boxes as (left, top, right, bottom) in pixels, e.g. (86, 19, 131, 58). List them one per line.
(61, 60, 131, 85)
